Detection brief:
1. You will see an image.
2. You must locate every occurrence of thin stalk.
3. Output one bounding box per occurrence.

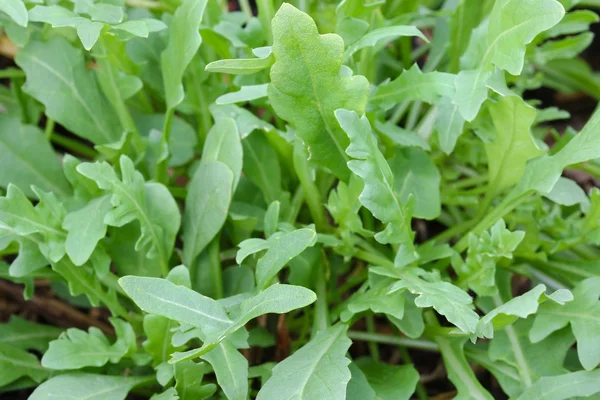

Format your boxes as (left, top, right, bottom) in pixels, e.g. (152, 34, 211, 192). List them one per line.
(239, 0, 253, 19)
(293, 140, 328, 232)
(390, 101, 410, 125)
(398, 346, 429, 400)
(125, 0, 171, 11)
(256, 0, 275, 43)
(51, 134, 97, 159)
(208, 237, 223, 299)
(311, 261, 329, 338)
(406, 101, 423, 131)
(446, 175, 488, 190)
(365, 315, 380, 361)
(44, 118, 55, 140)
(0, 68, 25, 79)
(347, 331, 440, 352)
(426, 219, 476, 244)
(286, 186, 305, 224)
(354, 250, 394, 268)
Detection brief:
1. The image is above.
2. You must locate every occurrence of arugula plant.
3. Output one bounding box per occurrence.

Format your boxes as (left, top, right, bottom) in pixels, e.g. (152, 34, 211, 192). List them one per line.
(1, 0, 600, 398)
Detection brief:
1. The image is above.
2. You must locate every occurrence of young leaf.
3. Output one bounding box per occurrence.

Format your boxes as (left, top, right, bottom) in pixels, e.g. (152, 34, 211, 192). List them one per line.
(16, 37, 121, 144)
(0, 317, 62, 352)
(257, 324, 351, 400)
(216, 84, 269, 105)
(162, 0, 208, 110)
(530, 277, 600, 370)
(29, 373, 152, 400)
(0, 345, 48, 388)
(77, 156, 180, 274)
(183, 161, 233, 266)
(515, 370, 600, 400)
(255, 228, 317, 289)
(336, 109, 415, 249)
(354, 357, 419, 400)
(0, 116, 71, 198)
(485, 96, 544, 194)
(370, 64, 455, 111)
(201, 341, 248, 400)
(269, 4, 369, 181)
(119, 276, 232, 336)
(344, 26, 427, 60)
(206, 49, 275, 75)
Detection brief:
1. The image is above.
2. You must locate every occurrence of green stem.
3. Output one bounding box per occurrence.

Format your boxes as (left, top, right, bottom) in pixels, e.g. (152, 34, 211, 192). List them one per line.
(125, 0, 171, 10)
(239, 0, 253, 19)
(311, 260, 329, 338)
(347, 331, 439, 352)
(208, 237, 223, 299)
(256, 0, 275, 43)
(156, 109, 174, 183)
(0, 68, 25, 79)
(365, 315, 380, 361)
(51, 134, 97, 158)
(286, 186, 305, 224)
(446, 175, 488, 190)
(44, 118, 55, 141)
(426, 219, 476, 244)
(390, 100, 410, 125)
(293, 140, 328, 232)
(354, 250, 394, 268)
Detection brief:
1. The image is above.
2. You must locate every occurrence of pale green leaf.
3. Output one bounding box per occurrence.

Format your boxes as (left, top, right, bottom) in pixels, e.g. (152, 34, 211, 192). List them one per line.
(344, 26, 427, 60)
(16, 37, 121, 144)
(243, 132, 281, 204)
(201, 117, 243, 189)
(183, 161, 233, 266)
(355, 357, 419, 400)
(0, 344, 48, 388)
(162, 0, 208, 110)
(206, 50, 274, 75)
(515, 370, 600, 400)
(257, 324, 351, 400)
(435, 97, 466, 154)
(0, 0, 28, 27)
(201, 341, 248, 400)
(216, 84, 269, 105)
(29, 373, 151, 400)
(269, 4, 369, 181)
(0, 317, 61, 352)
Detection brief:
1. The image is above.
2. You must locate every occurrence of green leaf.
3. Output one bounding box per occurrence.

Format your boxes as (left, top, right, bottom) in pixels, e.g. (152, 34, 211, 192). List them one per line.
(162, 0, 208, 110)
(255, 228, 317, 289)
(344, 26, 427, 60)
(242, 132, 281, 204)
(0, 116, 71, 198)
(183, 161, 233, 266)
(206, 49, 275, 75)
(347, 362, 376, 400)
(435, 336, 493, 400)
(41, 326, 126, 370)
(453, 0, 564, 120)
(269, 3, 369, 181)
(63, 196, 111, 266)
(174, 360, 215, 399)
(0, 317, 61, 352)
(374, 120, 430, 151)
(530, 277, 600, 370)
(0, 0, 27, 27)
(370, 64, 455, 111)
(29, 373, 152, 400)
(391, 268, 479, 334)
(16, 37, 121, 144)
(336, 109, 414, 249)
(216, 84, 269, 105)
(543, 176, 590, 209)
(435, 97, 466, 154)
(0, 344, 48, 388)
(201, 117, 243, 189)
(119, 276, 232, 336)
(257, 324, 351, 400)
(143, 314, 182, 365)
(201, 341, 248, 400)
(77, 156, 180, 274)
(485, 96, 544, 194)
(515, 370, 600, 400)
(354, 357, 419, 400)
(476, 285, 572, 338)
(389, 148, 441, 220)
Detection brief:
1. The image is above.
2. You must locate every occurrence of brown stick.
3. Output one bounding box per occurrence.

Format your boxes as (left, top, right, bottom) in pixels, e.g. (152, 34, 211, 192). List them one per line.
(0, 279, 114, 334)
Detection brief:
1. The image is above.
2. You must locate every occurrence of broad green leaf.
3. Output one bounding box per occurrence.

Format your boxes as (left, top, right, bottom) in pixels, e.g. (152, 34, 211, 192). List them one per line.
(530, 277, 600, 370)
(0, 317, 61, 352)
(29, 373, 152, 400)
(435, 97, 466, 154)
(347, 363, 375, 400)
(106, 222, 162, 278)
(216, 84, 269, 105)
(257, 324, 351, 400)
(344, 26, 427, 60)
(0, 0, 27, 27)
(453, 0, 564, 120)
(0, 116, 71, 198)
(543, 176, 589, 209)
(435, 336, 493, 400)
(63, 196, 111, 266)
(515, 370, 600, 400)
(183, 161, 233, 266)
(77, 156, 180, 273)
(119, 276, 232, 336)
(242, 132, 281, 204)
(201, 117, 243, 189)
(476, 285, 572, 338)
(0, 344, 48, 388)
(391, 268, 479, 334)
(171, 284, 316, 362)
(16, 37, 121, 144)
(269, 4, 369, 181)
(341, 280, 405, 322)
(336, 109, 414, 249)
(41, 327, 126, 370)
(490, 319, 573, 393)
(389, 148, 440, 220)
(206, 49, 274, 75)
(543, 9, 599, 38)
(370, 64, 455, 111)
(355, 357, 419, 400)
(201, 341, 248, 400)
(255, 228, 317, 289)
(485, 96, 544, 194)
(162, 0, 208, 110)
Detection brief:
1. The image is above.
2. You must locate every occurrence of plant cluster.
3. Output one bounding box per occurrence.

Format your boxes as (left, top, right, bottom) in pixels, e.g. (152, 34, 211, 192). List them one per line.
(1, 0, 600, 399)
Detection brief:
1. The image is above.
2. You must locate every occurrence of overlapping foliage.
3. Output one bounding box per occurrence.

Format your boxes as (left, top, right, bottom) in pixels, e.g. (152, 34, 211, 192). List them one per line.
(1, 0, 600, 398)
